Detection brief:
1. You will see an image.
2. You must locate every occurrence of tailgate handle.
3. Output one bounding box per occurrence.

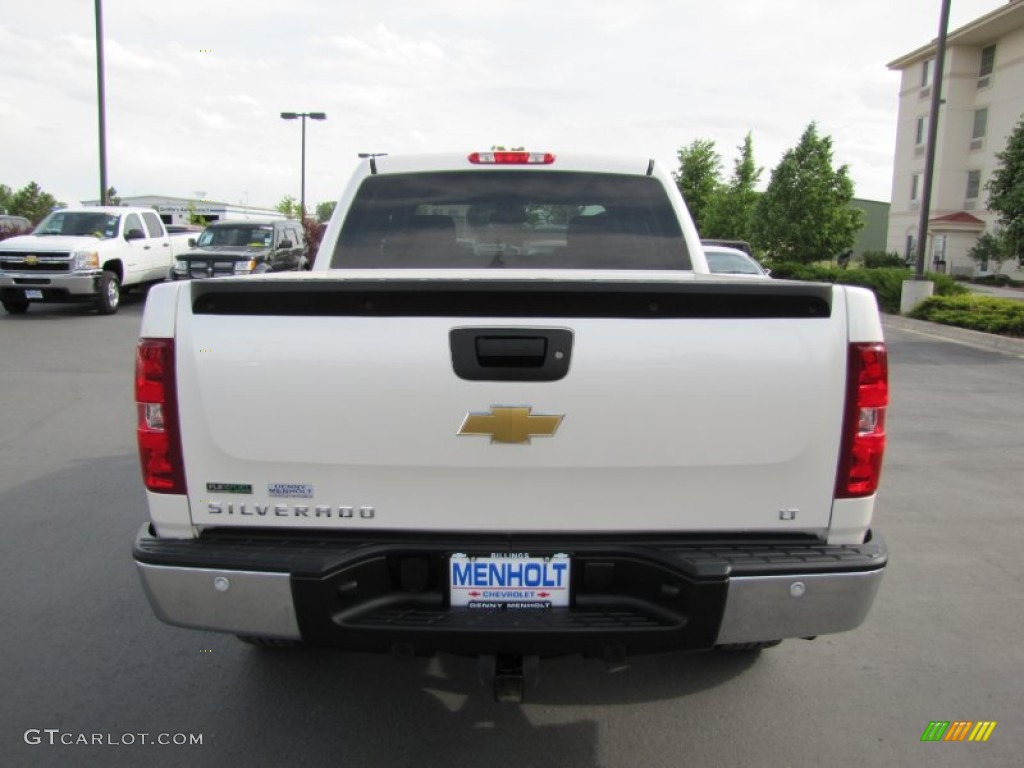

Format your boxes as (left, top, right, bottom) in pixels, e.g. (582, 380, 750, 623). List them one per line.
(475, 336, 546, 368)
(450, 328, 573, 382)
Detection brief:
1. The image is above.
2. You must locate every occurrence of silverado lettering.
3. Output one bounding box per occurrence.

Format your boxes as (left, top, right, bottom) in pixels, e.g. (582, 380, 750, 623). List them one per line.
(207, 503, 375, 519)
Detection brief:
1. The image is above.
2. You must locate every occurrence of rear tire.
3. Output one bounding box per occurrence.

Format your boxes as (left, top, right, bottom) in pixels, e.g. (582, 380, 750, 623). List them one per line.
(96, 271, 120, 315)
(2, 298, 30, 314)
(716, 640, 783, 652)
(236, 635, 303, 649)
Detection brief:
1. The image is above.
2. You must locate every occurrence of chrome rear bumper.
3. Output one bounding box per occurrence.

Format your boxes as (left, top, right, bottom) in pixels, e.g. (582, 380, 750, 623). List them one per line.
(135, 526, 887, 653)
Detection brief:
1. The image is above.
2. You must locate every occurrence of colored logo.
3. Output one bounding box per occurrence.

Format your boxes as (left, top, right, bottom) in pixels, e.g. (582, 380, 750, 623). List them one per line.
(458, 406, 563, 444)
(25, 255, 39, 265)
(921, 721, 997, 742)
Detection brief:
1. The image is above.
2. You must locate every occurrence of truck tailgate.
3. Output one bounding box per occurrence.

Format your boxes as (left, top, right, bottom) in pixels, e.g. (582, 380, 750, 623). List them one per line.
(172, 278, 848, 534)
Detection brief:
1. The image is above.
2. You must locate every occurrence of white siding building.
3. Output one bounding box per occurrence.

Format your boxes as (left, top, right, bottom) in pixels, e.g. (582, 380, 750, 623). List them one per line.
(81, 195, 283, 226)
(886, 0, 1024, 275)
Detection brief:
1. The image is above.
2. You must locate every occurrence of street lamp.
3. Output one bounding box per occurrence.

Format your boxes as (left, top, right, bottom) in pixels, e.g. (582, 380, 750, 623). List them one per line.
(280, 111, 326, 221)
(95, 0, 109, 205)
(900, 0, 951, 314)
(914, 0, 951, 280)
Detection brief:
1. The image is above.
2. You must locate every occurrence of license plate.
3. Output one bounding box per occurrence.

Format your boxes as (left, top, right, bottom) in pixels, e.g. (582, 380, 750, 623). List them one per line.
(25, 290, 43, 299)
(449, 553, 571, 609)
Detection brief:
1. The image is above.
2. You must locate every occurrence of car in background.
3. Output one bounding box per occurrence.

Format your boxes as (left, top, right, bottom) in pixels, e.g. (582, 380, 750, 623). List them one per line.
(170, 219, 307, 280)
(702, 244, 771, 278)
(165, 224, 205, 237)
(700, 238, 753, 256)
(0, 214, 32, 236)
(1, 206, 190, 314)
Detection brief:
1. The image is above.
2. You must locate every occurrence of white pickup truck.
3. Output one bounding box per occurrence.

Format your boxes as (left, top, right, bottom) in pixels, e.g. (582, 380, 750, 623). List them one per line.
(0, 206, 187, 315)
(132, 152, 888, 700)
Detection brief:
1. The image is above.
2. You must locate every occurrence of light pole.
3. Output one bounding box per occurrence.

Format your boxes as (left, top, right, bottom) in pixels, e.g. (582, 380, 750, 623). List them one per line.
(900, 0, 951, 314)
(95, 0, 109, 205)
(280, 111, 326, 221)
(914, 0, 951, 279)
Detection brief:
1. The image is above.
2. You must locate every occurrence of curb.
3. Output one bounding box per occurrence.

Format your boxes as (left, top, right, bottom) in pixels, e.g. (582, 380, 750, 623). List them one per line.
(882, 314, 1024, 358)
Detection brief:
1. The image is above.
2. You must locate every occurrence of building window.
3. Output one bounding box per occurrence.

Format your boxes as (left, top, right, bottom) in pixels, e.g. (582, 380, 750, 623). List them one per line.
(910, 174, 921, 201)
(971, 108, 988, 150)
(930, 235, 948, 271)
(966, 170, 981, 200)
(972, 108, 988, 139)
(905, 234, 917, 262)
(979, 44, 996, 77)
(921, 58, 933, 88)
(915, 116, 927, 155)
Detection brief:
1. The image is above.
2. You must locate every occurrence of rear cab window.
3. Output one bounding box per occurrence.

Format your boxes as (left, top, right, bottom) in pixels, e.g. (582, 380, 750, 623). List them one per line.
(331, 171, 690, 270)
(142, 211, 166, 239)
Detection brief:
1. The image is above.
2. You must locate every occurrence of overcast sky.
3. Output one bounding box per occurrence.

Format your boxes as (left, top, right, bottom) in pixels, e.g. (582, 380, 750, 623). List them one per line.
(0, 0, 1006, 210)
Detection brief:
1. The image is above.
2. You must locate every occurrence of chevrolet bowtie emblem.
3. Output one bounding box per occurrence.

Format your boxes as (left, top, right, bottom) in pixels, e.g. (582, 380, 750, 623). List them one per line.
(458, 406, 564, 444)
(25, 255, 39, 265)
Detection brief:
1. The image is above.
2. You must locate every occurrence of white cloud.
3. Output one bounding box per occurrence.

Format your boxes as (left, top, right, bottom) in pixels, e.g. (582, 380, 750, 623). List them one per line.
(0, 0, 1008, 207)
(107, 39, 180, 76)
(319, 24, 446, 70)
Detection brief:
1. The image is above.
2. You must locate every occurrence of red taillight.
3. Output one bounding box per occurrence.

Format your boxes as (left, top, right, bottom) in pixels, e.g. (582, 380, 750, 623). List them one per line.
(468, 151, 555, 165)
(135, 339, 186, 494)
(836, 342, 888, 498)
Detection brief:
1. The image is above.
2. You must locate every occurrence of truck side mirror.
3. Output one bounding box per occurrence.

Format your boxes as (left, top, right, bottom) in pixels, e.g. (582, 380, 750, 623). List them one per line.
(188, 238, 196, 248)
(278, 239, 293, 249)
(126, 228, 146, 241)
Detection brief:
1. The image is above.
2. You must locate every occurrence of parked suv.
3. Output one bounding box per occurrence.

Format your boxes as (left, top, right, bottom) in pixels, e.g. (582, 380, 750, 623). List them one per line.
(171, 219, 307, 280)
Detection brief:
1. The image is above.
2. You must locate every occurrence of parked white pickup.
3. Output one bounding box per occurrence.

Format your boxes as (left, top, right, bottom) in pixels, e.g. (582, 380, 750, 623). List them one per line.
(132, 151, 889, 700)
(0, 206, 189, 314)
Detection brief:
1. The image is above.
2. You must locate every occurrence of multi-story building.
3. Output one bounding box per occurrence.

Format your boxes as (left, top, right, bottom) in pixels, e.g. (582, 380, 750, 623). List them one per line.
(886, 0, 1024, 275)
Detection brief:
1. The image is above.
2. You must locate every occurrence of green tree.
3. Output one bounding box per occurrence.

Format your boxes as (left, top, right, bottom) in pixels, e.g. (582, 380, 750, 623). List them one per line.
(703, 132, 762, 241)
(673, 139, 722, 232)
(968, 230, 1009, 274)
(751, 123, 862, 264)
(315, 200, 337, 223)
(277, 195, 300, 219)
(106, 186, 122, 206)
(9, 182, 60, 224)
(986, 113, 1024, 265)
(0, 184, 12, 213)
(185, 200, 203, 226)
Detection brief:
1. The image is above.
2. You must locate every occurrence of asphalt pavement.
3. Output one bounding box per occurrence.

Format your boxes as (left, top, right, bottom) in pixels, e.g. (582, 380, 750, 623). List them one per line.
(1, 295, 1021, 768)
(883, 312, 1024, 358)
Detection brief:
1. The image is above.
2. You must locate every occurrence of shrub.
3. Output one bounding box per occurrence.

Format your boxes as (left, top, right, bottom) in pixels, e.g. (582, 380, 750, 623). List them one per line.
(909, 295, 1024, 336)
(302, 219, 326, 266)
(972, 273, 1023, 288)
(861, 250, 905, 269)
(769, 265, 968, 314)
(967, 230, 1009, 275)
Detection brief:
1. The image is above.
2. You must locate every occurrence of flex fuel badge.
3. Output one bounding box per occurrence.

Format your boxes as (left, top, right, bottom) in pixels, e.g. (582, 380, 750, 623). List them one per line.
(206, 482, 252, 494)
(268, 483, 314, 499)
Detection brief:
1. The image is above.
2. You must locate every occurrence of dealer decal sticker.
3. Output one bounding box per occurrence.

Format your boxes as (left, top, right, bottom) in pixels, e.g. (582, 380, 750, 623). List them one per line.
(268, 483, 314, 499)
